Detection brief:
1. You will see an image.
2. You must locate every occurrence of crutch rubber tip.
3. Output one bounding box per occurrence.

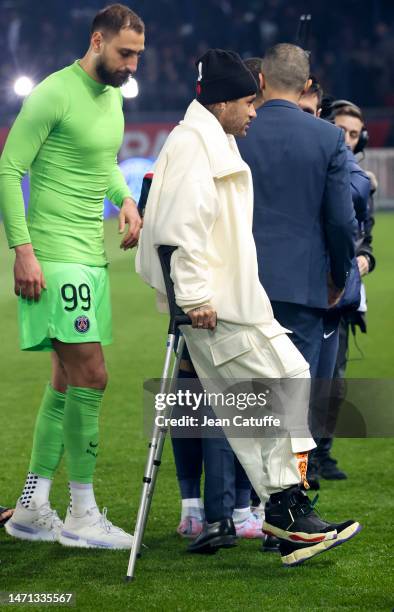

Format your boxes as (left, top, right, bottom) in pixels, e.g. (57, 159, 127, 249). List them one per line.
(124, 576, 134, 582)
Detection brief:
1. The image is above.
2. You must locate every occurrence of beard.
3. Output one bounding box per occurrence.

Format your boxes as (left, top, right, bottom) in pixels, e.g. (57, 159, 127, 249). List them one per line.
(223, 117, 248, 137)
(96, 57, 131, 88)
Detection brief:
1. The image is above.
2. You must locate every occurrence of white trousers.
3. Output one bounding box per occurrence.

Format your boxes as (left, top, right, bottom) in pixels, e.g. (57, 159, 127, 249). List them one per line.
(181, 320, 316, 505)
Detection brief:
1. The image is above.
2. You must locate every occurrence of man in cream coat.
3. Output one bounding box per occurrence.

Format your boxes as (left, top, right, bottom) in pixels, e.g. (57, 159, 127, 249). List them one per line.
(136, 49, 360, 566)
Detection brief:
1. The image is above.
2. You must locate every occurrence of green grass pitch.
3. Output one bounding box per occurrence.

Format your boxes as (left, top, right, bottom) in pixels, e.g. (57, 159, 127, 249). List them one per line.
(0, 214, 393, 611)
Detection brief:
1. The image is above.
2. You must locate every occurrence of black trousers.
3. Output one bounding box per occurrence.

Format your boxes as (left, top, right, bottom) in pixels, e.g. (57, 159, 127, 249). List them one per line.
(313, 316, 349, 460)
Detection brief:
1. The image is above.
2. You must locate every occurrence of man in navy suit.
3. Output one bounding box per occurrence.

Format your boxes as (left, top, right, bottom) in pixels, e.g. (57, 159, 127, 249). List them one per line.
(238, 44, 355, 382)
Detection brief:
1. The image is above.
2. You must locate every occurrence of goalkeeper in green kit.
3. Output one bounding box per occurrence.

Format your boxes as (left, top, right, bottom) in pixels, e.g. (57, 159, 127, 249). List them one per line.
(0, 4, 144, 549)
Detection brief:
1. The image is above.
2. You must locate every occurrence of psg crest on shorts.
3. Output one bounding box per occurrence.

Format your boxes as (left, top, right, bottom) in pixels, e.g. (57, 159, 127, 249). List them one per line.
(74, 315, 90, 334)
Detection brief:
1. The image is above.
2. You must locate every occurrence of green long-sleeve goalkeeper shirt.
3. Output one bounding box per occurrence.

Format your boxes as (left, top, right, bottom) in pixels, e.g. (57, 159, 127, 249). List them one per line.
(0, 60, 131, 266)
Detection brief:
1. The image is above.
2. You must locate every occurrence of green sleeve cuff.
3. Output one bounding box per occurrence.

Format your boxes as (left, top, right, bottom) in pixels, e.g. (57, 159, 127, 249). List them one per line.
(108, 187, 133, 208)
(106, 164, 132, 207)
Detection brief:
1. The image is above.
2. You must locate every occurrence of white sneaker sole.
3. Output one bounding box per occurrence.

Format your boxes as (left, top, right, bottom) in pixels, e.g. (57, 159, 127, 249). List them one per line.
(281, 522, 362, 566)
(5, 519, 60, 542)
(59, 530, 133, 550)
(263, 520, 337, 543)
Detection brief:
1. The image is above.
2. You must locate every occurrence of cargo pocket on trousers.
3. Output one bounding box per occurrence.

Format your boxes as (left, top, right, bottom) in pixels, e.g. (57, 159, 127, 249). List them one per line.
(210, 330, 253, 374)
(258, 328, 309, 378)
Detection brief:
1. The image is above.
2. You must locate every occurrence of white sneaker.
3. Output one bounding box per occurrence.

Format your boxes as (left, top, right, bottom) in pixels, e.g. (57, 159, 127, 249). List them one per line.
(5, 500, 63, 542)
(59, 506, 133, 550)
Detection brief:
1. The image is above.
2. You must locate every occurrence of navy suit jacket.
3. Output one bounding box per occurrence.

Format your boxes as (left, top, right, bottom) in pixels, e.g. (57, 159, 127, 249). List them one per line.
(238, 99, 355, 309)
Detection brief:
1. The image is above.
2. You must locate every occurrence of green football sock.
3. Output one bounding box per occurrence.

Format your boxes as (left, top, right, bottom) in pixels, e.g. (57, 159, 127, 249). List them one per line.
(63, 386, 104, 484)
(29, 383, 66, 478)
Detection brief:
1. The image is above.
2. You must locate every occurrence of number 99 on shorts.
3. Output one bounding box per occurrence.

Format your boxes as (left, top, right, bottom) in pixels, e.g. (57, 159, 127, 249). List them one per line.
(18, 262, 113, 351)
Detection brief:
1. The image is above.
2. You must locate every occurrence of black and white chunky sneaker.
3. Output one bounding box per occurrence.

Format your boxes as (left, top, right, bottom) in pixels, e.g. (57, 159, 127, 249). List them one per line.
(263, 485, 351, 544)
(279, 520, 362, 566)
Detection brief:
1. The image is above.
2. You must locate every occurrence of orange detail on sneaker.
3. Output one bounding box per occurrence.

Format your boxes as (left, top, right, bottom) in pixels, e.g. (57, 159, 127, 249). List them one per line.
(296, 452, 310, 490)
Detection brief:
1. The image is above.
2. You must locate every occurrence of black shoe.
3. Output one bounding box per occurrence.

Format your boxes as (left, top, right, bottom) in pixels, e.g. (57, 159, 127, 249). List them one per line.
(319, 456, 347, 480)
(279, 520, 361, 566)
(261, 534, 280, 552)
(263, 485, 338, 543)
(188, 518, 237, 554)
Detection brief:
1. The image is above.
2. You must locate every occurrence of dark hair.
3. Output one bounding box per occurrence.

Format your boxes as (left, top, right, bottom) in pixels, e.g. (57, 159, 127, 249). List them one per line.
(321, 97, 364, 123)
(91, 3, 145, 36)
(332, 104, 364, 123)
(306, 74, 323, 106)
(261, 43, 310, 93)
(244, 57, 263, 88)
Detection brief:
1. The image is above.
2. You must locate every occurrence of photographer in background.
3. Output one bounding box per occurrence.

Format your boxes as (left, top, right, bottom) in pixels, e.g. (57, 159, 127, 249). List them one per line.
(331, 102, 377, 282)
(311, 100, 377, 483)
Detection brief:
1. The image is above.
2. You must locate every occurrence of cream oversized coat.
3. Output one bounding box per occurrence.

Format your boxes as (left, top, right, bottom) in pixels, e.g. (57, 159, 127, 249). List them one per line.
(136, 100, 284, 334)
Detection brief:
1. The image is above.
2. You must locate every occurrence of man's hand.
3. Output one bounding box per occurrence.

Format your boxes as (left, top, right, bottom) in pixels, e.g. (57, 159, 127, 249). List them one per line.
(327, 272, 344, 308)
(14, 244, 46, 301)
(357, 255, 369, 277)
(118, 197, 141, 250)
(186, 305, 217, 330)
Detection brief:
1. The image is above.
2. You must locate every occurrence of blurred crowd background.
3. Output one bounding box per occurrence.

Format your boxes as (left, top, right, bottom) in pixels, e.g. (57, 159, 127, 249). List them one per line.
(0, 0, 393, 120)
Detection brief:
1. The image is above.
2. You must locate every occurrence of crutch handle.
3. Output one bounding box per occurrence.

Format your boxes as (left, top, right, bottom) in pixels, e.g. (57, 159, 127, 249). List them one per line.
(173, 314, 191, 328)
(157, 245, 191, 334)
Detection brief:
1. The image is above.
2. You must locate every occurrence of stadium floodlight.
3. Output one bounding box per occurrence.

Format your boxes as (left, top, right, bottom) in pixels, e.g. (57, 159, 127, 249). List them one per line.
(121, 77, 139, 99)
(14, 76, 34, 97)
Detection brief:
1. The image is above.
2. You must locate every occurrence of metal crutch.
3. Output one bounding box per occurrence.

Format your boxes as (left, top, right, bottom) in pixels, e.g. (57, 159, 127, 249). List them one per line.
(126, 245, 191, 581)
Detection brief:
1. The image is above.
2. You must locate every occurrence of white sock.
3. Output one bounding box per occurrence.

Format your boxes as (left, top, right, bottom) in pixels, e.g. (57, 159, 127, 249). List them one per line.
(69, 482, 98, 515)
(20, 472, 52, 509)
(181, 498, 204, 520)
(233, 507, 251, 523)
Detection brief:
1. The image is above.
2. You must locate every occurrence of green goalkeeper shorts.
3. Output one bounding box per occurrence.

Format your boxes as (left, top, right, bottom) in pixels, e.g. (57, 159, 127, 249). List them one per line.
(18, 261, 112, 351)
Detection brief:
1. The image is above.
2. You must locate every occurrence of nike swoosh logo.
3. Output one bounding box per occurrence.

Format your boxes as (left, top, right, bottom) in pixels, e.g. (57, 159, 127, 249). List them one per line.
(323, 330, 336, 339)
(89, 442, 98, 448)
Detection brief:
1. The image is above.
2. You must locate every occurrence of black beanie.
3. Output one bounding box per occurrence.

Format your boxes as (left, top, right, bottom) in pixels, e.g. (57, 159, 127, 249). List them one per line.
(195, 49, 257, 104)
